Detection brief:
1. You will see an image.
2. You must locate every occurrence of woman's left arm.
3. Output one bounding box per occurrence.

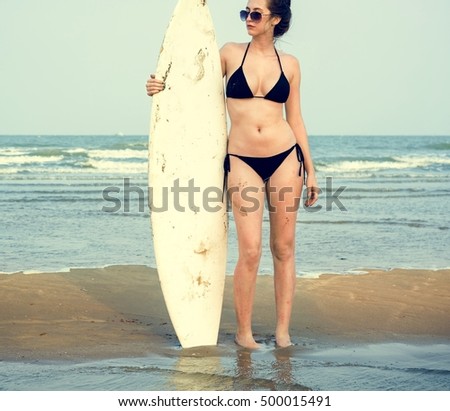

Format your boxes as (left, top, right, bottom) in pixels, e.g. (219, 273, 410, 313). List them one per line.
(285, 55, 319, 206)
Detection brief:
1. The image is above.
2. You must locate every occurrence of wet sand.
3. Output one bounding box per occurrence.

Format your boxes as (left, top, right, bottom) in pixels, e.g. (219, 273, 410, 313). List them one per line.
(0, 266, 449, 361)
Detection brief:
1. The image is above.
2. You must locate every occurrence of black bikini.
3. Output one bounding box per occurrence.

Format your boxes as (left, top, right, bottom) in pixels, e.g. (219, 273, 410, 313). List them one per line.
(226, 43, 290, 103)
(224, 143, 304, 183)
(224, 43, 304, 195)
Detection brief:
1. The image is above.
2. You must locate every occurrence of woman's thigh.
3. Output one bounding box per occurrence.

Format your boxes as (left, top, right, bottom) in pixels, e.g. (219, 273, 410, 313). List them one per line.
(267, 149, 303, 248)
(227, 156, 265, 252)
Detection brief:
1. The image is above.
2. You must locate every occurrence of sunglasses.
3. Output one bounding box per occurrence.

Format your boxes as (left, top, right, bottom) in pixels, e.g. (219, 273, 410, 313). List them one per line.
(240, 10, 272, 22)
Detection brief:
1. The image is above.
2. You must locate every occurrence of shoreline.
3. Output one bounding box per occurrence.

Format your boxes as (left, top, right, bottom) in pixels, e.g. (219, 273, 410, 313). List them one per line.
(1, 265, 449, 362)
(2, 264, 450, 277)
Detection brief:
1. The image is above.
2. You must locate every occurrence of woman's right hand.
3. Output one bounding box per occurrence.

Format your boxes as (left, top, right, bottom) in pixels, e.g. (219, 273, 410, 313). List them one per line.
(146, 74, 165, 96)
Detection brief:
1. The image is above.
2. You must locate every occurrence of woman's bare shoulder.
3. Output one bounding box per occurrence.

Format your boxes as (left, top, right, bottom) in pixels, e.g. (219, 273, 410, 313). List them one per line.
(220, 42, 248, 55)
(277, 50, 301, 69)
(220, 43, 248, 70)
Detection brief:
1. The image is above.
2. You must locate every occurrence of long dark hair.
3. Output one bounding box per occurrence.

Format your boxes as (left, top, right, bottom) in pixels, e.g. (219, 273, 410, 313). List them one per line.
(268, 0, 292, 38)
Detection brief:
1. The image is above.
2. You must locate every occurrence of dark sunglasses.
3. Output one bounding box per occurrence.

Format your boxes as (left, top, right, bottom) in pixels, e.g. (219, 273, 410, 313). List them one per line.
(240, 10, 272, 22)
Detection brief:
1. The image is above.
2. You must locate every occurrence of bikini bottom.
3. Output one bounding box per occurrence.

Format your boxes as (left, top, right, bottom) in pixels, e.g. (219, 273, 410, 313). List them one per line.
(223, 143, 304, 199)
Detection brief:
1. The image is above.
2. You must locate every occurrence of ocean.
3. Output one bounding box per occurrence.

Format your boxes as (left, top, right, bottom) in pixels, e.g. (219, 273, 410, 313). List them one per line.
(1, 134, 449, 275)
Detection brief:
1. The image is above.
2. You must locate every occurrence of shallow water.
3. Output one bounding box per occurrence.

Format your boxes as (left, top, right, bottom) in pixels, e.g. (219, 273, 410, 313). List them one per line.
(1, 343, 449, 391)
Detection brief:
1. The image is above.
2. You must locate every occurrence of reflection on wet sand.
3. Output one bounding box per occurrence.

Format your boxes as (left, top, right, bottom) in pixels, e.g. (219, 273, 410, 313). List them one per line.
(167, 342, 310, 391)
(233, 344, 311, 390)
(172, 352, 230, 390)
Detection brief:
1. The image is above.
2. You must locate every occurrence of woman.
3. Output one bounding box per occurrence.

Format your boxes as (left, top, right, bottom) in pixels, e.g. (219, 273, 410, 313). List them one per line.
(147, 0, 318, 349)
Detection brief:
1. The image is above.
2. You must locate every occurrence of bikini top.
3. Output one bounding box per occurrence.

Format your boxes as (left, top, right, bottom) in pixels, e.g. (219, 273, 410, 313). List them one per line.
(226, 43, 290, 104)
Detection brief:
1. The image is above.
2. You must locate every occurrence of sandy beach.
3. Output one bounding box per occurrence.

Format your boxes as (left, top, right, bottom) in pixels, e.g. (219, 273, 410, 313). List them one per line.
(1, 266, 449, 362)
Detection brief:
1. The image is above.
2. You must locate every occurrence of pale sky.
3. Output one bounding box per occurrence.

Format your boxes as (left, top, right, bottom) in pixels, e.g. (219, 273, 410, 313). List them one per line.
(0, 0, 449, 136)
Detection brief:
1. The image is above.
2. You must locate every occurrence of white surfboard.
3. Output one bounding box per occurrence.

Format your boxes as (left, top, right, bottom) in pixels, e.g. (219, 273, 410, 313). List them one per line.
(149, 0, 227, 348)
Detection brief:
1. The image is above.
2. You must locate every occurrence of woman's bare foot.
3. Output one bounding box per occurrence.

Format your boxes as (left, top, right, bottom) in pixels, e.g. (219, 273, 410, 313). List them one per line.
(235, 333, 261, 350)
(275, 333, 293, 348)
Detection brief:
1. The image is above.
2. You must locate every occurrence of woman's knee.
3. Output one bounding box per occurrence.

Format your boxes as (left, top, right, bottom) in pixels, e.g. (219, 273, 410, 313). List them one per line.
(270, 239, 294, 262)
(239, 244, 262, 268)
